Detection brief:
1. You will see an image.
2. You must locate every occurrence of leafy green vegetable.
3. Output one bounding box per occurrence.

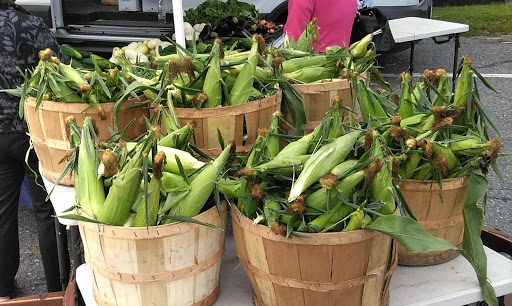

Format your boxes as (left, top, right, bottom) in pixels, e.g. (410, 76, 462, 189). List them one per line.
(184, 0, 259, 25)
(458, 169, 497, 306)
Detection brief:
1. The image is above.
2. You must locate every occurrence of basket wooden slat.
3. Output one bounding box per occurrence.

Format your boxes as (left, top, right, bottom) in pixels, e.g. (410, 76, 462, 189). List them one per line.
(285, 76, 365, 134)
(398, 176, 468, 265)
(24, 96, 149, 185)
(79, 203, 226, 306)
(174, 91, 281, 156)
(101, 0, 118, 5)
(231, 206, 397, 306)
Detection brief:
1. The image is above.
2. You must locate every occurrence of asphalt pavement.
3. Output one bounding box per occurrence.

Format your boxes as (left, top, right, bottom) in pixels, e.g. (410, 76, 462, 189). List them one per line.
(11, 34, 512, 299)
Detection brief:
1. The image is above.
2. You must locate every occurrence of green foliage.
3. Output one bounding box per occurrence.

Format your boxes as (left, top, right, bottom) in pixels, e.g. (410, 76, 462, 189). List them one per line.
(433, 4, 512, 36)
(184, 0, 258, 25)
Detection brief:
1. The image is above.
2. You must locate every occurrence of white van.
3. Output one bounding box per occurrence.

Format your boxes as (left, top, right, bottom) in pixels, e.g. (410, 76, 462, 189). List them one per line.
(19, 0, 432, 51)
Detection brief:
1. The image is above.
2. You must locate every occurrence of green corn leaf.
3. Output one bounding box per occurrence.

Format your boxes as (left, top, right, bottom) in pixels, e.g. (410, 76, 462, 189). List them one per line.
(214, 184, 224, 222)
(471, 66, 496, 93)
(114, 81, 154, 130)
(459, 169, 498, 306)
(491, 162, 504, 184)
(367, 215, 457, 253)
(189, 144, 214, 161)
(286, 215, 301, 238)
(392, 184, 417, 220)
(473, 94, 501, 137)
(17, 68, 29, 118)
(281, 81, 306, 136)
(217, 128, 225, 150)
(175, 155, 190, 185)
(55, 214, 106, 224)
(143, 154, 149, 231)
(97, 77, 111, 99)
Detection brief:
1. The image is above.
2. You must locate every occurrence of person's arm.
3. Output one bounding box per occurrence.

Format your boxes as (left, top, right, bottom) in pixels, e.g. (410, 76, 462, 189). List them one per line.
(284, 0, 315, 41)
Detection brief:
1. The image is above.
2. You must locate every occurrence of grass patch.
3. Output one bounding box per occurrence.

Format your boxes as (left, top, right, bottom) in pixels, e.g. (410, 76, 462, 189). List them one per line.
(433, 4, 512, 37)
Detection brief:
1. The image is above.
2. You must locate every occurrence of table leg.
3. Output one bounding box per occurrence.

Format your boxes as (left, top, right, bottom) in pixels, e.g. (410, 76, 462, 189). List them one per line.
(55, 219, 70, 290)
(409, 41, 415, 75)
(70, 225, 85, 306)
(452, 33, 461, 90)
(70, 225, 83, 270)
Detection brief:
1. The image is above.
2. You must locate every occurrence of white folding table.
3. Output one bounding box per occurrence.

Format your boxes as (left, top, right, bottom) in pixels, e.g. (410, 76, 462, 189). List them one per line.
(76, 235, 512, 306)
(388, 17, 469, 83)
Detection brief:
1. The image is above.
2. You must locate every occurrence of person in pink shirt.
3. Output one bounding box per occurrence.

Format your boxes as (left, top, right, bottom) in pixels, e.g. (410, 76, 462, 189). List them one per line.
(284, 0, 358, 52)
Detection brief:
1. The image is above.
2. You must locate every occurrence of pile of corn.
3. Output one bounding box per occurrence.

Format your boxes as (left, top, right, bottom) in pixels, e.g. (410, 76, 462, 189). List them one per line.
(354, 56, 503, 182)
(219, 99, 396, 235)
(59, 115, 233, 227)
(13, 48, 136, 121)
(113, 20, 379, 111)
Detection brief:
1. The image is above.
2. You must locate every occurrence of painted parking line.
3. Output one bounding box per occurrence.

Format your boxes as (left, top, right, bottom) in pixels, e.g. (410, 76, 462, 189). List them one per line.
(382, 73, 512, 78)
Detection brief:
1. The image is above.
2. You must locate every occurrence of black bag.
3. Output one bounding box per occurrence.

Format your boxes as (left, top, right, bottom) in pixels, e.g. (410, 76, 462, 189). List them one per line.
(350, 5, 395, 53)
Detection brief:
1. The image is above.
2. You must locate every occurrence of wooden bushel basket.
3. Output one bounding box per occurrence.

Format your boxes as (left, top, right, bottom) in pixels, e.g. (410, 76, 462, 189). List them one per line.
(284, 75, 366, 135)
(174, 91, 281, 157)
(101, 0, 118, 5)
(24, 96, 149, 185)
(78, 203, 227, 306)
(230, 206, 397, 306)
(398, 177, 469, 266)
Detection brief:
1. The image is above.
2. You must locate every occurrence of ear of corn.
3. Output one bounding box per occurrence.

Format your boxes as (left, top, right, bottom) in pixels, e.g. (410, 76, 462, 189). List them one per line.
(433, 72, 451, 107)
(431, 141, 460, 170)
(306, 168, 364, 214)
(171, 143, 232, 218)
(276, 121, 324, 158)
(158, 121, 194, 150)
(327, 96, 346, 139)
(86, 90, 107, 120)
(287, 18, 319, 52)
(252, 155, 311, 176)
(58, 63, 91, 92)
(263, 197, 282, 227)
(371, 158, 396, 215)
(130, 152, 166, 227)
(47, 74, 82, 102)
(203, 40, 223, 108)
(308, 202, 353, 232)
(288, 130, 360, 202)
(448, 137, 491, 156)
(97, 128, 157, 225)
(342, 208, 364, 232)
(400, 152, 422, 179)
(155, 145, 205, 174)
(281, 55, 332, 74)
(283, 66, 339, 84)
(238, 135, 265, 216)
(76, 117, 105, 218)
(161, 98, 181, 133)
(454, 56, 473, 109)
(349, 29, 382, 59)
(398, 73, 415, 120)
(263, 112, 281, 159)
(356, 79, 387, 127)
(229, 35, 262, 105)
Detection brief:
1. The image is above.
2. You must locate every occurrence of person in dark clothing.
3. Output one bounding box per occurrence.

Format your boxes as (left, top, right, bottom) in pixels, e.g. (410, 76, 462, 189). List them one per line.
(0, 0, 63, 301)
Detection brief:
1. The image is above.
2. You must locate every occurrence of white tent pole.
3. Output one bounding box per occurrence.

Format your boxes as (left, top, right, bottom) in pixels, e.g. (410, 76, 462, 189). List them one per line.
(172, 0, 186, 48)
